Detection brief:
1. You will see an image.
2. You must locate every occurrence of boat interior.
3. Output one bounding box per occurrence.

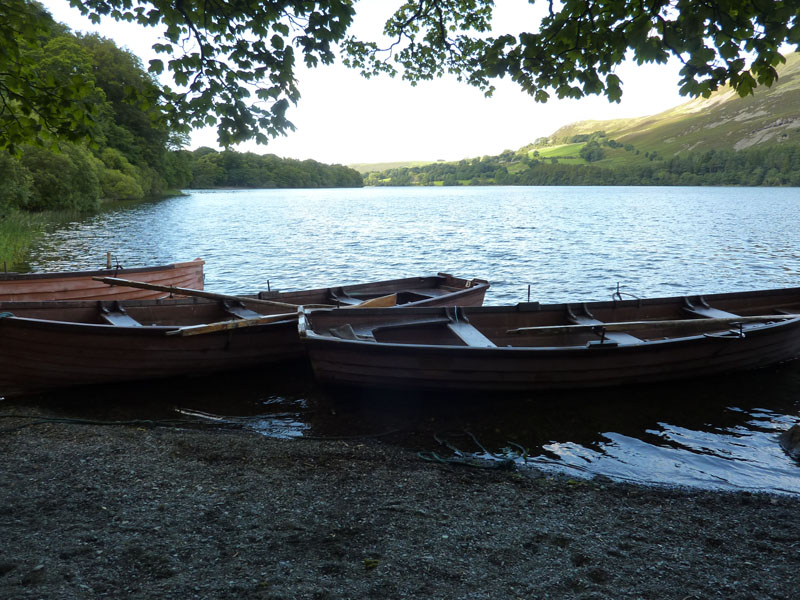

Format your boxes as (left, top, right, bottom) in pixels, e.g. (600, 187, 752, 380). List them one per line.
(256, 273, 487, 307)
(312, 290, 800, 349)
(0, 273, 488, 328)
(0, 298, 286, 328)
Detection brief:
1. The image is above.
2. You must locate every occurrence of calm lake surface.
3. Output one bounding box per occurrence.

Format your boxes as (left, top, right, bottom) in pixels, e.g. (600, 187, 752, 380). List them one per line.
(17, 186, 800, 493)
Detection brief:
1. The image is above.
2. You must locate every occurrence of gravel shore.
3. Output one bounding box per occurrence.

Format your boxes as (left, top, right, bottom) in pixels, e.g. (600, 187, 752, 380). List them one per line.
(1, 410, 799, 600)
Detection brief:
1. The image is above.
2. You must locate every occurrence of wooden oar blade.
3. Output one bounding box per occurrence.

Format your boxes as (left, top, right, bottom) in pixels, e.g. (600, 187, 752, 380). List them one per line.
(166, 311, 300, 337)
(349, 293, 397, 308)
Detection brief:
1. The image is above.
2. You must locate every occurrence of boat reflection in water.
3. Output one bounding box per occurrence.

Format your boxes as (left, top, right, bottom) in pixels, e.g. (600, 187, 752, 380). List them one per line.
(307, 361, 800, 494)
(6, 359, 800, 495)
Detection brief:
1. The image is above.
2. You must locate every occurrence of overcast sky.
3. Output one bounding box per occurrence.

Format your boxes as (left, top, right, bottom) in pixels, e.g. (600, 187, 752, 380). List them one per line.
(42, 0, 686, 165)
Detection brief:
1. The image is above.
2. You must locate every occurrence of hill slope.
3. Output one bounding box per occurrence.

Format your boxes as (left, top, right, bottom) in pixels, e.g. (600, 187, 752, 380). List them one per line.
(359, 53, 800, 184)
(545, 53, 800, 159)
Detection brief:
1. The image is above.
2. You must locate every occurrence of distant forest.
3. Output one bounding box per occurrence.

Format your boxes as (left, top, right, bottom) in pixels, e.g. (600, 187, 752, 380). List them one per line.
(364, 144, 800, 187)
(184, 148, 363, 189)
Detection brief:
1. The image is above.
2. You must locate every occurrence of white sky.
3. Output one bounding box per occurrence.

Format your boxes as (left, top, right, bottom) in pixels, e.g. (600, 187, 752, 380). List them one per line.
(42, 0, 686, 165)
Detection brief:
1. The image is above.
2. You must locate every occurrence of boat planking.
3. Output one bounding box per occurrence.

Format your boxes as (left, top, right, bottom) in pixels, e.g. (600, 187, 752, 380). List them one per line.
(300, 285, 800, 392)
(0, 273, 488, 397)
(0, 259, 205, 301)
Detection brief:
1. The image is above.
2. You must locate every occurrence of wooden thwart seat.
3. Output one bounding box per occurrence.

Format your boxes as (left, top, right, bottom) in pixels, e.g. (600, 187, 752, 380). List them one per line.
(332, 308, 497, 348)
(99, 302, 141, 327)
(445, 307, 496, 347)
(222, 301, 262, 320)
(447, 321, 496, 347)
(683, 297, 740, 319)
(328, 287, 362, 306)
(567, 305, 642, 346)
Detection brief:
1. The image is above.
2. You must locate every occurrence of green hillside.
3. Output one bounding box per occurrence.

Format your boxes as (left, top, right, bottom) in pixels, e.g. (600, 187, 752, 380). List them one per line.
(536, 52, 800, 165)
(349, 160, 435, 174)
(361, 54, 800, 186)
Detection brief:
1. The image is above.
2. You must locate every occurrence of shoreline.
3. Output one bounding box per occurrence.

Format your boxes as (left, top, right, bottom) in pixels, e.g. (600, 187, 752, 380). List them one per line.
(2, 411, 799, 599)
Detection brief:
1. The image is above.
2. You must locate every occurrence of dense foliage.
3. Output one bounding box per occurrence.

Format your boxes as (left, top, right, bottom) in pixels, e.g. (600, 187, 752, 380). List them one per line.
(1, 2, 100, 151)
(2, 1, 798, 148)
(0, 17, 361, 219)
(365, 145, 800, 188)
(0, 19, 191, 215)
(184, 149, 362, 189)
(348, 0, 799, 103)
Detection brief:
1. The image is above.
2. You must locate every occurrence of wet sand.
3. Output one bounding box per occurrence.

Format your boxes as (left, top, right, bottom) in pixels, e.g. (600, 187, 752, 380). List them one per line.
(1, 409, 799, 600)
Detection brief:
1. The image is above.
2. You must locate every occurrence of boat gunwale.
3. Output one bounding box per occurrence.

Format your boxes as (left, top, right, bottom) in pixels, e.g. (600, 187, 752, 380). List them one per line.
(0, 259, 205, 282)
(294, 273, 489, 307)
(301, 317, 800, 354)
(0, 272, 490, 335)
(300, 287, 800, 354)
(0, 313, 301, 335)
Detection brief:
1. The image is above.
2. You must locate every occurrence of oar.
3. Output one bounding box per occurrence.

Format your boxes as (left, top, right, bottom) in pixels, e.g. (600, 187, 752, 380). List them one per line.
(93, 276, 333, 309)
(166, 311, 300, 337)
(506, 314, 799, 336)
(166, 292, 398, 338)
(347, 293, 397, 308)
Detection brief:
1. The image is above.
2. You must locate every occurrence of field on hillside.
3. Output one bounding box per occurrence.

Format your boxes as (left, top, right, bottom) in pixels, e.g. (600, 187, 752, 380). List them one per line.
(349, 160, 433, 174)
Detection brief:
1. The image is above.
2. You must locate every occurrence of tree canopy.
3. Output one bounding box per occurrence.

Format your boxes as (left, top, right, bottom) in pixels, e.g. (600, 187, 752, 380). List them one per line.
(184, 148, 363, 189)
(2, 0, 798, 150)
(346, 0, 799, 103)
(0, 22, 193, 214)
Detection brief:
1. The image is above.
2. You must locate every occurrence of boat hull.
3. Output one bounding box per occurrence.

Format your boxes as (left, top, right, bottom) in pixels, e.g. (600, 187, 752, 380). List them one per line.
(305, 321, 800, 391)
(0, 259, 205, 301)
(301, 287, 800, 392)
(0, 272, 488, 397)
(0, 313, 300, 398)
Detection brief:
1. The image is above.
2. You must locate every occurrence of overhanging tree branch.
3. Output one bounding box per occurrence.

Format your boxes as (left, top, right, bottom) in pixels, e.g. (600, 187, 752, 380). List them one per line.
(2, 0, 798, 150)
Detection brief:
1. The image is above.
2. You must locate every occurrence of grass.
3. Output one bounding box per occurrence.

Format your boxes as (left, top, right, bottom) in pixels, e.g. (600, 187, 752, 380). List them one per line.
(544, 157, 586, 165)
(0, 209, 79, 271)
(530, 143, 585, 159)
(0, 192, 192, 272)
(349, 160, 435, 174)
(0, 211, 45, 270)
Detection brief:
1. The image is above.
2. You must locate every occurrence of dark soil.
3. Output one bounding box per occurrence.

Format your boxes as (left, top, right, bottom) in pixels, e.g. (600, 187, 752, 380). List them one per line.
(1, 409, 799, 600)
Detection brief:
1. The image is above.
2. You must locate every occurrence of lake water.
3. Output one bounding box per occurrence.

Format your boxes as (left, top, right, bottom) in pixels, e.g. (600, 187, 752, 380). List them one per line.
(17, 186, 800, 493)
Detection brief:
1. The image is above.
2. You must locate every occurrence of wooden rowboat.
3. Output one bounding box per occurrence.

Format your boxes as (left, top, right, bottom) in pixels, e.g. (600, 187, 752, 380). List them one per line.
(0, 273, 488, 397)
(0, 258, 205, 301)
(96, 272, 489, 310)
(299, 286, 800, 392)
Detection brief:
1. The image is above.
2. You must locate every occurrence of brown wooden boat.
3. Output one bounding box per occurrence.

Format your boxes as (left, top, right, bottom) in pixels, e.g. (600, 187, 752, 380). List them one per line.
(300, 286, 800, 392)
(0, 273, 488, 397)
(0, 258, 205, 301)
(232, 272, 487, 309)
